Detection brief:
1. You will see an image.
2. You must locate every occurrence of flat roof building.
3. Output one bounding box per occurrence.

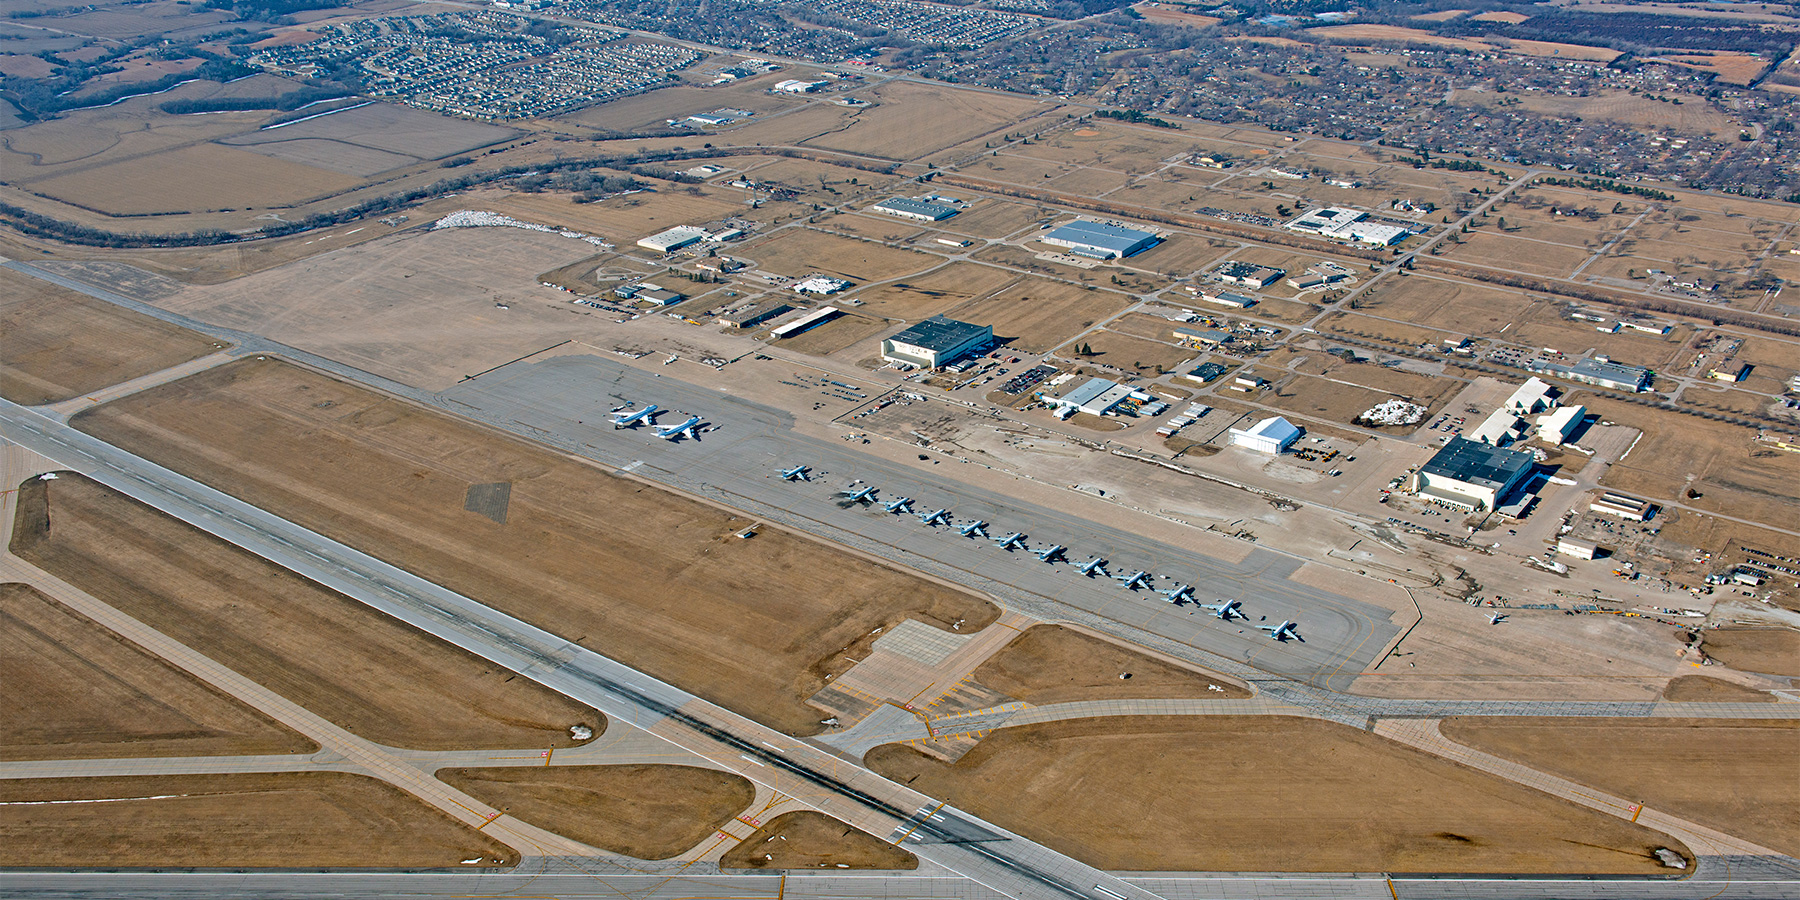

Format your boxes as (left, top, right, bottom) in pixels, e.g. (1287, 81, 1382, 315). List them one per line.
(1409, 436, 1535, 512)
(1536, 405, 1585, 444)
(1184, 362, 1228, 383)
(1215, 261, 1284, 288)
(1527, 356, 1652, 392)
(870, 197, 960, 221)
(1199, 291, 1257, 308)
(881, 315, 993, 369)
(718, 300, 793, 329)
(1557, 537, 1602, 560)
(1041, 219, 1160, 259)
(638, 225, 710, 253)
(1505, 376, 1561, 415)
(770, 306, 842, 339)
(1045, 377, 1151, 417)
(1284, 207, 1411, 246)
(1469, 410, 1526, 447)
(1228, 416, 1301, 454)
(1174, 327, 1233, 346)
(1591, 491, 1655, 522)
(793, 275, 852, 295)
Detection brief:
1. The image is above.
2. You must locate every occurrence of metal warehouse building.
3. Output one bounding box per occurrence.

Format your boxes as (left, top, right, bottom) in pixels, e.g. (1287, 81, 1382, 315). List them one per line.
(1041, 219, 1160, 259)
(881, 315, 993, 369)
(870, 197, 960, 222)
(1408, 437, 1535, 511)
(1228, 416, 1302, 454)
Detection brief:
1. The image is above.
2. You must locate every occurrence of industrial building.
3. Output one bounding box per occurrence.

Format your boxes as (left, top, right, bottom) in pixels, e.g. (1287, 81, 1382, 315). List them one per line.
(1198, 290, 1257, 308)
(1214, 261, 1284, 288)
(771, 306, 842, 339)
(1709, 361, 1751, 382)
(1044, 377, 1155, 418)
(869, 197, 960, 221)
(880, 315, 993, 369)
(637, 225, 711, 253)
(1184, 362, 1228, 383)
(1283, 207, 1411, 247)
(717, 300, 793, 329)
(773, 79, 826, 92)
(1468, 410, 1526, 447)
(792, 276, 852, 295)
(1535, 405, 1586, 444)
(1174, 326, 1232, 347)
(1591, 491, 1655, 522)
(1505, 377, 1561, 415)
(1557, 537, 1602, 560)
(1228, 416, 1301, 454)
(1408, 437, 1535, 511)
(1527, 355, 1652, 392)
(1041, 219, 1160, 259)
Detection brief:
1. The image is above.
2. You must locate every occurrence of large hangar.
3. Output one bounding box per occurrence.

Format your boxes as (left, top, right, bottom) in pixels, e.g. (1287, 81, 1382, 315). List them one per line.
(1408, 437, 1534, 511)
(881, 315, 993, 369)
(1041, 219, 1160, 259)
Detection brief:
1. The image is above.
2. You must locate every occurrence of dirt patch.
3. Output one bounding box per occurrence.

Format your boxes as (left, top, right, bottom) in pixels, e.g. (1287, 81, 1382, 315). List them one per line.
(0, 269, 223, 405)
(720, 810, 918, 870)
(1442, 717, 1798, 856)
(0, 582, 316, 761)
(948, 277, 1130, 353)
(1660, 674, 1774, 703)
(971, 625, 1248, 705)
(1698, 628, 1800, 676)
(0, 773, 517, 868)
(72, 358, 999, 735)
(865, 716, 1686, 873)
(437, 765, 752, 860)
(1071, 330, 1194, 376)
(10, 474, 602, 751)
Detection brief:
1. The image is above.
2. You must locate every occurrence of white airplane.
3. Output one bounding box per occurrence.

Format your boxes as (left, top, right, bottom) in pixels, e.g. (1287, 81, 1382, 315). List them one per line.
(1257, 620, 1299, 641)
(1197, 599, 1243, 620)
(1076, 557, 1108, 578)
(839, 485, 877, 503)
(1034, 544, 1066, 563)
(611, 404, 659, 429)
(778, 465, 810, 481)
(883, 497, 914, 514)
(1487, 613, 1508, 625)
(655, 415, 701, 441)
(1159, 583, 1194, 605)
(1116, 570, 1152, 591)
(958, 520, 989, 538)
(994, 532, 1027, 551)
(918, 509, 951, 527)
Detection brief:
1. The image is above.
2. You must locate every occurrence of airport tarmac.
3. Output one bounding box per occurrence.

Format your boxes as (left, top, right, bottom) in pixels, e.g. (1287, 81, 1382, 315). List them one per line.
(441, 353, 1402, 688)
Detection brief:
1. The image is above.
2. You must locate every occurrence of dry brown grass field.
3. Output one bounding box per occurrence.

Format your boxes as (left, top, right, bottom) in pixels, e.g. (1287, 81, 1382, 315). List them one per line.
(1128, 233, 1233, 275)
(1504, 313, 1689, 370)
(971, 625, 1248, 705)
(1698, 628, 1800, 676)
(1441, 232, 1594, 278)
(1042, 166, 1134, 198)
(847, 262, 1017, 321)
(0, 269, 223, 405)
(802, 81, 1053, 161)
(73, 359, 998, 735)
(1069, 329, 1194, 375)
(866, 716, 1686, 873)
(485, 188, 747, 245)
(1660, 674, 1774, 702)
(938, 199, 1054, 240)
(220, 102, 518, 163)
(1019, 124, 1190, 174)
(437, 765, 752, 859)
(1354, 275, 1533, 338)
(30, 143, 361, 215)
(964, 153, 1075, 187)
(770, 310, 892, 357)
(1653, 53, 1770, 85)
(1134, 4, 1222, 27)
(1441, 718, 1798, 855)
(823, 212, 930, 243)
(0, 582, 316, 761)
(1579, 394, 1800, 529)
(0, 773, 518, 868)
(1262, 374, 1434, 428)
(732, 228, 938, 283)
(557, 76, 807, 132)
(11, 473, 604, 751)
(721, 811, 919, 870)
(948, 278, 1132, 353)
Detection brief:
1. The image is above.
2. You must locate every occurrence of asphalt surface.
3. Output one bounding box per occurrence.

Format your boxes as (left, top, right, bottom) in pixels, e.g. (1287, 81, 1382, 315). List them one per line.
(441, 353, 1401, 689)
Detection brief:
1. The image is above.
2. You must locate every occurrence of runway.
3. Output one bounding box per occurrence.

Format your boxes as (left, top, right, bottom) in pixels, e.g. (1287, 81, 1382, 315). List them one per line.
(440, 353, 1401, 689)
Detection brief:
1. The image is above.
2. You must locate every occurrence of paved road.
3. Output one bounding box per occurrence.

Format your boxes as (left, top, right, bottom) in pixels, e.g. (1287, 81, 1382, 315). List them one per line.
(0, 402, 1158, 900)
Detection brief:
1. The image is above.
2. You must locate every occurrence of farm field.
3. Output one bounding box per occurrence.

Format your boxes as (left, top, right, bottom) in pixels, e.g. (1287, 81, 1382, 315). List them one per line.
(28, 143, 361, 215)
(1441, 718, 1799, 855)
(721, 811, 918, 870)
(0, 773, 517, 868)
(437, 765, 753, 859)
(801, 81, 1053, 162)
(0, 582, 315, 761)
(10, 473, 603, 751)
(865, 716, 1685, 873)
(0, 268, 223, 405)
(72, 358, 999, 736)
(948, 277, 1131, 353)
(971, 625, 1248, 705)
(220, 102, 518, 164)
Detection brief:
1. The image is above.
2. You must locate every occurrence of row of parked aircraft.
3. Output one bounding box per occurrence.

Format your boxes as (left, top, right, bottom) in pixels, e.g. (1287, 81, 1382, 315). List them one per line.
(778, 466, 1301, 642)
(609, 403, 703, 441)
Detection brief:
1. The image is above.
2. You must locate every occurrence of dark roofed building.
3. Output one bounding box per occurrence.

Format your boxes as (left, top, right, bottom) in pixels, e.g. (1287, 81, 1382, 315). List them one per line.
(1409, 437, 1535, 511)
(881, 315, 993, 369)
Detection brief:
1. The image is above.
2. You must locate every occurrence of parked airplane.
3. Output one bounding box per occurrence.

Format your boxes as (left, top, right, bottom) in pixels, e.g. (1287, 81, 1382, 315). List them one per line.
(958, 520, 989, 538)
(918, 509, 951, 527)
(1257, 620, 1299, 641)
(1076, 557, 1108, 577)
(994, 532, 1027, 551)
(1196, 599, 1243, 620)
(778, 465, 811, 481)
(655, 415, 701, 441)
(1487, 613, 1508, 625)
(1034, 544, 1066, 563)
(1159, 583, 1194, 605)
(611, 404, 659, 429)
(883, 497, 914, 514)
(838, 485, 877, 503)
(1116, 570, 1152, 590)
